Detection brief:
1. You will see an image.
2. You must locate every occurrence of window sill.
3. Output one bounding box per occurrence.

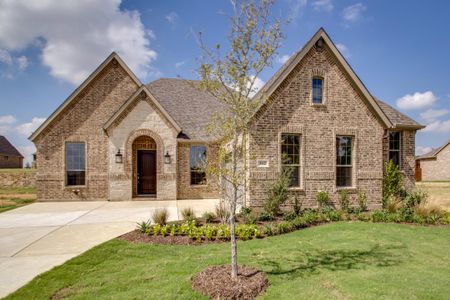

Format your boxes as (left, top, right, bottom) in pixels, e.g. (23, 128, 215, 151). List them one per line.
(288, 187, 305, 192)
(190, 184, 208, 188)
(311, 103, 326, 107)
(64, 185, 87, 190)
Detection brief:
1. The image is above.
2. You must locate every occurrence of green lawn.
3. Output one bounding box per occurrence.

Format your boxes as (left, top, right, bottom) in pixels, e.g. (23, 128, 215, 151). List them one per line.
(5, 222, 450, 299)
(0, 187, 36, 213)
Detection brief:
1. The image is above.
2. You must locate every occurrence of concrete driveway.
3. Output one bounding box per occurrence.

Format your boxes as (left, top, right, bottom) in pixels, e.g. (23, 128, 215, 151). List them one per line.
(0, 199, 219, 298)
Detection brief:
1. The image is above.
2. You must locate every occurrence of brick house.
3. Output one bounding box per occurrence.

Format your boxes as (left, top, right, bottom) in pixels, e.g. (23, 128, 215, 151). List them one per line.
(416, 140, 450, 181)
(30, 28, 423, 208)
(0, 136, 23, 169)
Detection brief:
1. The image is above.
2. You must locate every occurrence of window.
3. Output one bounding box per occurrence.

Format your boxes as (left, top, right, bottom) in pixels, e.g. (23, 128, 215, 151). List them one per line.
(389, 131, 401, 167)
(190, 145, 207, 185)
(312, 77, 323, 104)
(336, 136, 353, 187)
(66, 142, 85, 186)
(281, 134, 301, 187)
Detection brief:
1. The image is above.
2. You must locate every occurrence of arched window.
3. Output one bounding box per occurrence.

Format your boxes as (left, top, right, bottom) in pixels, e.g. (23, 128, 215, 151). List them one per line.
(312, 77, 324, 104)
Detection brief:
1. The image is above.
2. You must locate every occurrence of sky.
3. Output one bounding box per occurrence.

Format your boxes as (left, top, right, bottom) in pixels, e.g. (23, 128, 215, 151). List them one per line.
(0, 0, 449, 164)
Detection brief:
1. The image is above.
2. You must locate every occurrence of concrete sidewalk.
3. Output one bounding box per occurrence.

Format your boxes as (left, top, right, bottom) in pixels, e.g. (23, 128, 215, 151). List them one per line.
(0, 199, 219, 298)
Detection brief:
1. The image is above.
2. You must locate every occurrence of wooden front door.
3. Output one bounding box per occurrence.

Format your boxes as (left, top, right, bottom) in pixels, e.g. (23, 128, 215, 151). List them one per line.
(137, 150, 157, 195)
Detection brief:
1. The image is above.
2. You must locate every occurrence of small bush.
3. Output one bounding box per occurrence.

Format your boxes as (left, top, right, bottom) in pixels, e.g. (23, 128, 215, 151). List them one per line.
(257, 211, 274, 222)
(385, 195, 402, 213)
(264, 167, 292, 215)
(202, 211, 215, 223)
(277, 221, 294, 234)
(383, 160, 404, 208)
(357, 190, 368, 211)
(339, 190, 349, 212)
(371, 210, 388, 223)
(235, 224, 259, 241)
(263, 223, 275, 236)
(152, 208, 169, 225)
(215, 203, 230, 224)
(316, 190, 331, 208)
(136, 220, 151, 233)
(181, 207, 196, 222)
(405, 190, 428, 208)
(302, 210, 320, 224)
(240, 207, 256, 224)
(323, 209, 343, 222)
(292, 216, 308, 228)
(283, 211, 298, 221)
(293, 195, 302, 215)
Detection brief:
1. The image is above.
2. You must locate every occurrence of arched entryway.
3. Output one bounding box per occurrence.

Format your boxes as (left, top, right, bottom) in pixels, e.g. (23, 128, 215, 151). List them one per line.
(132, 136, 157, 197)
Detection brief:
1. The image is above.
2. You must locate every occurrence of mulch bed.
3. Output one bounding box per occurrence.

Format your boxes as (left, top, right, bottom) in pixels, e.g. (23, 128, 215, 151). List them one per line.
(192, 265, 269, 300)
(118, 230, 225, 245)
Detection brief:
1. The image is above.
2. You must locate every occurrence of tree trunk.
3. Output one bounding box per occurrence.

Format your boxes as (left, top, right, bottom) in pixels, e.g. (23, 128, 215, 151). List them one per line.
(230, 206, 238, 279)
(230, 132, 239, 280)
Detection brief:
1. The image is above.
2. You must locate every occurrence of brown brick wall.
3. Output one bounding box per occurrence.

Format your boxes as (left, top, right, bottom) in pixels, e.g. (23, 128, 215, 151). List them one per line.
(177, 143, 220, 199)
(420, 144, 450, 181)
(0, 155, 22, 168)
(248, 44, 385, 209)
(34, 60, 139, 201)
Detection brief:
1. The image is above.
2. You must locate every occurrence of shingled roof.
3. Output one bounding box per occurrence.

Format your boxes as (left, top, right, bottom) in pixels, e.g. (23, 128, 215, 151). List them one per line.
(374, 97, 423, 129)
(416, 140, 450, 160)
(0, 136, 23, 157)
(146, 78, 227, 141)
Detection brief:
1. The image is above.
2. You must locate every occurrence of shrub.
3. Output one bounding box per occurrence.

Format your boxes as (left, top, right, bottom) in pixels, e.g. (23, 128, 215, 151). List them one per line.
(235, 224, 259, 241)
(181, 207, 196, 222)
(293, 195, 302, 215)
(240, 207, 256, 224)
(277, 221, 294, 234)
(202, 211, 215, 223)
(339, 190, 349, 212)
(385, 195, 402, 213)
(215, 203, 230, 224)
(414, 205, 446, 224)
(405, 189, 428, 208)
(257, 211, 274, 222)
(383, 160, 404, 208)
(357, 190, 368, 211)
(264, 167, 292, 215)
(316, 190, 331, 208)
(136, 220, 151, 233)
(283, 211, 298, 221)
(371, 210, 388, 222)
(152, 208, 169, 225)
(263, 223, 275, 236)
(323, 209, 343, 222)
(302, 210, 320, 224)
(292, 216, 307, 228)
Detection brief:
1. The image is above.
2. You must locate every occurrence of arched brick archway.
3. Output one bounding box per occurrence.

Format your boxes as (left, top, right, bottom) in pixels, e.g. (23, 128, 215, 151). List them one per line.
(125, 129, 164, 197)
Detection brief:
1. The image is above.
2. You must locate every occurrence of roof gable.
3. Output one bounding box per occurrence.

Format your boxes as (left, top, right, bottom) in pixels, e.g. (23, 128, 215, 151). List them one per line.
(0, 136, 23, 157)
(103, 85, 182, 133)
(252, 28, 393, 128)
(417, 139, 450, 160)
(29, 52, 141, 142)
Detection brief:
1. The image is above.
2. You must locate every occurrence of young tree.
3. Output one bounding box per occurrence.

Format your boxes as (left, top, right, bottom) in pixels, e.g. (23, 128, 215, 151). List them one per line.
(198, 0, 284, 279)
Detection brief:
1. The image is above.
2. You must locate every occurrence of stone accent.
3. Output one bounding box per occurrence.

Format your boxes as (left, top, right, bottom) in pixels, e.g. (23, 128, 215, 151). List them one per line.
(34, 61, 139, 201)
(0, 170, 36, 188)
(177, 143, 220, 199)
(419, 144, 450, 181)
(106, 98, 178, 201)
(248, 44, 385, 209)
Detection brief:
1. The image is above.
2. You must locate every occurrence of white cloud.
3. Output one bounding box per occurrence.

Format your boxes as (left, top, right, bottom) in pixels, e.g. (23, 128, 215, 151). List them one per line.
(342, 3, 366, 22)
(396, 91, 437, 110)
(0, 0, 157, 85)
(416, 146, 433, 156)
(288, 0, 308, 20)
(420, 108, 449, 123)
(277, 54, 291, 64)
(17, 145, 36, 165)
(0, 49, 13, 65)
(0, 115, 16, 124)
(247, 76, 265, 98)
(335, 43, 351, 58)
(422, 119, 450, 133)
(16, 55, 28, 70)
(312, 0, 333, 12)
(175, 61, 185, 68)
(165, 11, 178, 25)
(16, 117, 46, 137)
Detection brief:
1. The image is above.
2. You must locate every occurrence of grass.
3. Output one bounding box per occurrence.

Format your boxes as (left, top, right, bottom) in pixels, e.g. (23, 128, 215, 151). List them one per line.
(6, 222, 450, 299)
(416, 181, 450, 211)
(0, 186, 36, 213)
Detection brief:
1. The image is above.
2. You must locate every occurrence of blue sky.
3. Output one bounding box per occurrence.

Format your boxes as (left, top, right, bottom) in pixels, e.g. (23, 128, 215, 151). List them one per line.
(0, 0, 449, 164)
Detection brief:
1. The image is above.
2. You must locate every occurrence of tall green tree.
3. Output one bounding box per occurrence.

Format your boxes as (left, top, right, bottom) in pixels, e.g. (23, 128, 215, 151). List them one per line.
(198, 0, 284, 279)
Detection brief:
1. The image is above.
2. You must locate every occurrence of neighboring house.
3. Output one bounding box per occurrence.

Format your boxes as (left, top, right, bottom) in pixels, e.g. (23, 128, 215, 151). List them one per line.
(30, 28, 423, 209)
(0, 136, 23, 169)
(415, 140, 450, 181)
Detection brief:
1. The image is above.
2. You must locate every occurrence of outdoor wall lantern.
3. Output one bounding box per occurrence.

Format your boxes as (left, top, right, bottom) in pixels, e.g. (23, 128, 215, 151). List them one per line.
(115, 149, 123, 163)
(164, 151, 171, 164)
